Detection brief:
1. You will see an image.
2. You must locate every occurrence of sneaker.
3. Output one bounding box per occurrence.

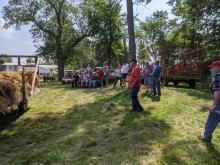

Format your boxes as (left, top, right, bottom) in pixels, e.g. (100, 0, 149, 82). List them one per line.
(198, 135, 211, 144)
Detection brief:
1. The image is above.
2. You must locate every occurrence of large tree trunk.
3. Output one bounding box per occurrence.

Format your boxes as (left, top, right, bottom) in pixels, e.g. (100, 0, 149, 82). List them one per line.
(56, 38, 65, 81)
(57, 58, 65, 81)
(108, 22, 113, 67)
(126, 0, 136, 60)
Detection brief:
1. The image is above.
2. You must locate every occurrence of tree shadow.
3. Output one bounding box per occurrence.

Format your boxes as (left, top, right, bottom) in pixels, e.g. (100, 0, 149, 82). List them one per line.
(199, 106, 210, 113)
(168, 86, 212, 101)
(141, 92, 161, 102)
(0, 90, 171, 164)
(206, 144, 220, 161)
(161, 139, 220, 164)
(0, 109, 27, 132)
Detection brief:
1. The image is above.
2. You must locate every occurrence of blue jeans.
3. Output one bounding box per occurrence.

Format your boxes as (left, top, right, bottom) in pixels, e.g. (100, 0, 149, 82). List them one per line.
(153, 77, 161, 95)
(130, 87, 143, 111)
(203, 112, 220, 141)
(89, 80, 97, 88)
(144, 76, 148, 85)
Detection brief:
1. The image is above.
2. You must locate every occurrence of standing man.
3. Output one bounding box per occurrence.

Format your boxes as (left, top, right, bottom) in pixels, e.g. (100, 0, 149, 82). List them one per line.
(199, 61, 220, 144)
(129, 59, 144, 112)
(121, 62, 129, 87)
(151, 61, 162, 96)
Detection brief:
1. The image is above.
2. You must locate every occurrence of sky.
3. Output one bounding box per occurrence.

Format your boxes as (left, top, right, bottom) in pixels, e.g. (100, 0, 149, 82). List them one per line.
(0, 0, 172, 55)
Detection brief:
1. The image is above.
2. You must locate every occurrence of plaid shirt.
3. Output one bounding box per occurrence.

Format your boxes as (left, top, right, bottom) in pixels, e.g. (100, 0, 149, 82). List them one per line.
(210, 72, 220, 94)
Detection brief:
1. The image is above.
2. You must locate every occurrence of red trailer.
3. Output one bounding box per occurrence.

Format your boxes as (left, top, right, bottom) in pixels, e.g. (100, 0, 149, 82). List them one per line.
(161, 48, 205, 88)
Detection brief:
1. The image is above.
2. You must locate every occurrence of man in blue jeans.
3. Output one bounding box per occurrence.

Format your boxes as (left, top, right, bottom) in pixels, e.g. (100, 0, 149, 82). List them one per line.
(151, 61, 162, 96)
(129, 59, 143, 112)
(199, 61, 220, 144)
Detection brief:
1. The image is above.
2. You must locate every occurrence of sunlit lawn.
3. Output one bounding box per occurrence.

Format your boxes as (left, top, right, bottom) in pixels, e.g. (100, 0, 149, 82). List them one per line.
(0, 82, 220, 164)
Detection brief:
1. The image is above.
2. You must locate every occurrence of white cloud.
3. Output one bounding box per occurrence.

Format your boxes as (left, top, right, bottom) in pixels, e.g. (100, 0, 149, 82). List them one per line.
(0, 18, 16, 40)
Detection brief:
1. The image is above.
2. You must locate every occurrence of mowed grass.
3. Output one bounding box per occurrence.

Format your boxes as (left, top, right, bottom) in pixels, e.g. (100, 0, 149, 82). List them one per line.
(0, 82, 220, 165)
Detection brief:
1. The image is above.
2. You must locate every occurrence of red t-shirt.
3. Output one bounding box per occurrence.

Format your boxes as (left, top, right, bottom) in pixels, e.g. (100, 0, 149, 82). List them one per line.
(129, 65, 141, 88)
(174, 65, 181, 72)
(97, 70, 104, 78)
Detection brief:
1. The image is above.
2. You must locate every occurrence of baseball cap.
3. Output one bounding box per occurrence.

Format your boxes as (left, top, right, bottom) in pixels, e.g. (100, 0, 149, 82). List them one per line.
(208, 60, 220, 68)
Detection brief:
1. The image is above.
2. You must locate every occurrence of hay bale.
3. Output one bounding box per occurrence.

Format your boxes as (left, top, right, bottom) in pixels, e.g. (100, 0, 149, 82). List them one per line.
(0, 71, 40, 114)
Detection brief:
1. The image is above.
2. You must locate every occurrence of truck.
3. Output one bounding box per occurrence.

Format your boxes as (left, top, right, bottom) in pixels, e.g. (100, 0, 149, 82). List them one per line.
(161, 48, 205, 88)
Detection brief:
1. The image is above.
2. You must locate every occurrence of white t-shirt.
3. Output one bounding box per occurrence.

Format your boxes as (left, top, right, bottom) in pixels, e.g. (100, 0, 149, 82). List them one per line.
(121, 64, 129, 74)
(82, 73, 88, 81)
(115, 68, 122, 77)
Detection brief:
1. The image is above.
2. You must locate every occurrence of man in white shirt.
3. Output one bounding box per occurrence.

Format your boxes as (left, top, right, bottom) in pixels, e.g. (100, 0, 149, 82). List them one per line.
(114, 65, 122, 87)
(121, 62, 129, 87)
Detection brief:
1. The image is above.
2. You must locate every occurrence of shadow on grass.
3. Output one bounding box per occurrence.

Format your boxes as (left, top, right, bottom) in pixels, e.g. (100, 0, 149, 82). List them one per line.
(206, 144, 220, 161)
(167, 85, 212, 101)
(161, 139, 220, 164)
(141, 92, 161, 102)
(199, 106, 210, 113)
(40, 82, 72, 90)
(0, 109, 27, 132)
(0, 90, 171, 164)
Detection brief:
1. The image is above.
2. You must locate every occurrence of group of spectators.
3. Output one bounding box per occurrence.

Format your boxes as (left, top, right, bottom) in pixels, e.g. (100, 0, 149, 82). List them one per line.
(67, 59, 220, 145)
(71, 63, 109, 88)
(113, 60, 162, 96)
(69, 60, 163, 96)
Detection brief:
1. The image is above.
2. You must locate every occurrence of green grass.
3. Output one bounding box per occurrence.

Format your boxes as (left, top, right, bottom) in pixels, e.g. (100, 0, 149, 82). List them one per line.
(0, 82, 220, 165)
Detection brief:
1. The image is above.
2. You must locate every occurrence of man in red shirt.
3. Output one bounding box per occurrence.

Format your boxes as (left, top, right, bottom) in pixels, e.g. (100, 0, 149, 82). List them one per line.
(129, 59, 143, 112)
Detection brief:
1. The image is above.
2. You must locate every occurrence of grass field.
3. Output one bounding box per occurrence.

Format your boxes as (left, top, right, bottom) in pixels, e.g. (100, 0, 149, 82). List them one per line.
(0, 82, 220, 165)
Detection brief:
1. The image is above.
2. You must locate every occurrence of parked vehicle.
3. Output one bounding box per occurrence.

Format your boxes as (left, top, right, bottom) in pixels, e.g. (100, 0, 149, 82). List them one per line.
(62, 70, 73, 84)
(161, 48, 205, 88)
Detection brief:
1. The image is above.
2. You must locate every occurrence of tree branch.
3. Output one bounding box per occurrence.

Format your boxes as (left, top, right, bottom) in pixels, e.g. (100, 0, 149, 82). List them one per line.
(34, 19, 56, 38)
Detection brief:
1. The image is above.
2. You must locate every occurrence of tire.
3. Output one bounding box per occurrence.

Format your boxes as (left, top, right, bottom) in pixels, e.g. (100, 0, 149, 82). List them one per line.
(189, 80, 196, 88)
(18, 100, 28, 111)
(173, 81, 179, 86)
(164, 81, 169, 86)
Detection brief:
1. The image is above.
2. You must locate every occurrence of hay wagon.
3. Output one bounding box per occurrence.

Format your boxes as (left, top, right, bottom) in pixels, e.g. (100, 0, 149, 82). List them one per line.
(0, 55, 40, 114)
(161, 48, 205, 88)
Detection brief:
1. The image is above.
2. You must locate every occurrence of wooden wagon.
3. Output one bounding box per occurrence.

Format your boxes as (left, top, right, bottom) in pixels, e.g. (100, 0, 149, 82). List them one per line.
(161, 48, 205, 88)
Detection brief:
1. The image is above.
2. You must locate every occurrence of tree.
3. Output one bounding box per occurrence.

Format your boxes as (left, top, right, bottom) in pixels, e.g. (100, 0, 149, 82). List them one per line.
(65, 39, 97, 68)
(0, 54, 12, 65)
(168, 0, 220, 59)
(85, 0, 125, 67)
(126, 0, 151, 60)
(126, 0, 136, 60)
(137, 39, 150, 65)
(2, 0, 92, 80)
(139, 11, 175, 60)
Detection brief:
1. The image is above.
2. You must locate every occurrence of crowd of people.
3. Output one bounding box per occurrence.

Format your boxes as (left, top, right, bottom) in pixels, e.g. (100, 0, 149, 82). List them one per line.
(71, 63, 108, 88)
(68, 60, 163, 96)
(57, 59, 220, 144)
(113, 60, 162, 97)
